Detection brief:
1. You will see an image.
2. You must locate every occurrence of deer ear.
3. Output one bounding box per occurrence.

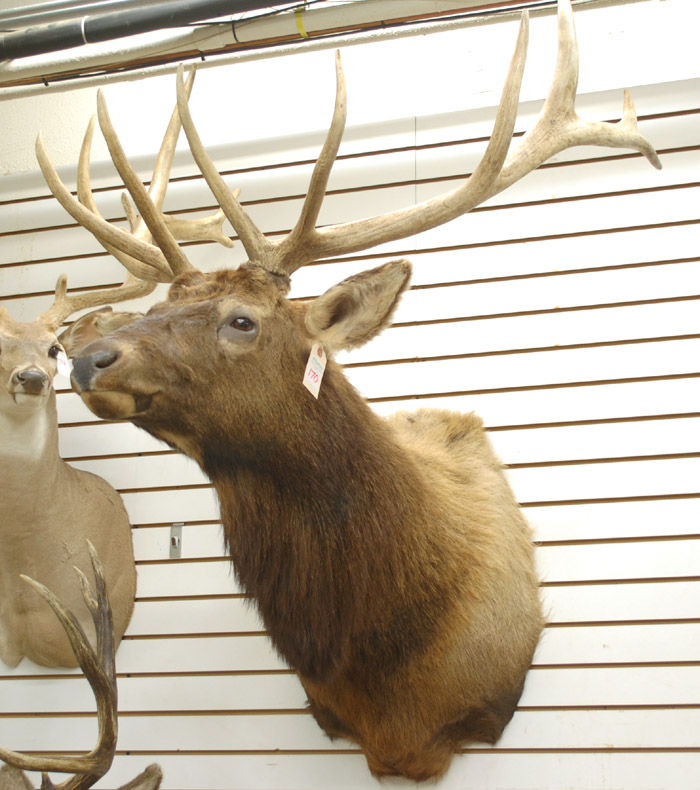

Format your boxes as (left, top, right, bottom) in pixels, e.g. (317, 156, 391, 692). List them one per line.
(305, 259, 412, 354)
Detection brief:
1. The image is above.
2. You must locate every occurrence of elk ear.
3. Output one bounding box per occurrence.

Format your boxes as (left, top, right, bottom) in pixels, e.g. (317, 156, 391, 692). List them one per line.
(58, 307, 113, 357)
(58, 307, 142, 357)
(305, 259, 411, 353)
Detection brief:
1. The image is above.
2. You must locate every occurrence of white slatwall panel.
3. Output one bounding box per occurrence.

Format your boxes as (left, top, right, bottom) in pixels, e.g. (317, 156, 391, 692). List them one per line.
(1, 43, 699, 790)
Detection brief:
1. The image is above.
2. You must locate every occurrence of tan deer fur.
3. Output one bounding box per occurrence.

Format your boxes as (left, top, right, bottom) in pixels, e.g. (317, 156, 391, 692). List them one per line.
(0, 308, 136, 668)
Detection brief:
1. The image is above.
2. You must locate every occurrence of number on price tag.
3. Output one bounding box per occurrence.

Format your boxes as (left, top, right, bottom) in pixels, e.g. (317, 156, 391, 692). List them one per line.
(303, 343, 327, 399)
(56, 350, 72, 378)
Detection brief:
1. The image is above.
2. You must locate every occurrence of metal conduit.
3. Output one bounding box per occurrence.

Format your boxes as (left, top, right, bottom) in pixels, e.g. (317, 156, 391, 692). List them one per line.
(0, 0, 171, 29)
(0, 0, 297, 60)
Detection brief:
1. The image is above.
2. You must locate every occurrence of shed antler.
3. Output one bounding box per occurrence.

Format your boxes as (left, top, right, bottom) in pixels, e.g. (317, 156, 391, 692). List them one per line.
(0, 543, 162, 790)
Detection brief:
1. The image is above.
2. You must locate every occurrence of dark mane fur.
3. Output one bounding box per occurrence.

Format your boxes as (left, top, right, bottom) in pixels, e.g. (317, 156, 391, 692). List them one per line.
(201, 365, 451, 683)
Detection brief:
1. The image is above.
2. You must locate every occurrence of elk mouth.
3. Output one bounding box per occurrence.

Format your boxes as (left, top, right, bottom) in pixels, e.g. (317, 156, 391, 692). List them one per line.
(71, 349, 156, 419)
(77, 388, 155, 420)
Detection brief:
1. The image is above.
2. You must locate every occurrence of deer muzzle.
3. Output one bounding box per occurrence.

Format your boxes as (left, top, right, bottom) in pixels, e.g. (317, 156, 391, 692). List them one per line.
(11, 367, 50, 396)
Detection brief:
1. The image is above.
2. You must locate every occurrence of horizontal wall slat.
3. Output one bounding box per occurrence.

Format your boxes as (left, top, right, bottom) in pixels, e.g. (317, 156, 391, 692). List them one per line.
(95, 751, 700, 790)
(345, 338, 700, 400)
(2, 664, 697, 714)
(3, 709, 700, 753)
(2, 622, 697, 678)
(122, 491, 700, 540)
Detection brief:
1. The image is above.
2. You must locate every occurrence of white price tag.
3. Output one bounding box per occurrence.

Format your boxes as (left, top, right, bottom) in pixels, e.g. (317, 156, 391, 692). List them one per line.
(303, 343, 326, 399)
(56, 350, 72, 377)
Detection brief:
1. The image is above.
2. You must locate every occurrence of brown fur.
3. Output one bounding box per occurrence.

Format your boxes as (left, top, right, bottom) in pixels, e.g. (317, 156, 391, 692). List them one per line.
(70, 260, 543, 780)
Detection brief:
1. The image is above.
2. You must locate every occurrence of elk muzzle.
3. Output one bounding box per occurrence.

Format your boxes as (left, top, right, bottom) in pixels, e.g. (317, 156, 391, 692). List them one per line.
(71, 348, 120, 391)
(71, 344, 155, 420)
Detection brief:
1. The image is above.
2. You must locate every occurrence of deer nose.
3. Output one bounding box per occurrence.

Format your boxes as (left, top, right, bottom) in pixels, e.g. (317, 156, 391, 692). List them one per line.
(12, 368, 49, 394)
(71, 349, 120, 390)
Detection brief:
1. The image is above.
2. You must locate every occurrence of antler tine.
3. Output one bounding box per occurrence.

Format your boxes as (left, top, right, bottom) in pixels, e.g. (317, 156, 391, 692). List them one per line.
(37, 273, 153, 332)
(495, 0, 662, 190)
(0, 544, 117, 790)
(148, 67, 196, 211)
(175, 64, 274, 267)
(76, 115, 172, 283)
(79, 83, 232, 272)
(180, 15, 528, 276)
(96, 90, 195, 278)
(37, 133, 175, 283)
(279, 13, 530, 268)
(276, 49, 348, 272)
(120, 66, 231, 250)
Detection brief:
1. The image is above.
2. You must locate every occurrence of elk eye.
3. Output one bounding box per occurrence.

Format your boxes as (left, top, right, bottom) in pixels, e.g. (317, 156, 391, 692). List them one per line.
(231, 317, 255, 332)
(48, 345, 63, 358)
(218, 313, 259, 344)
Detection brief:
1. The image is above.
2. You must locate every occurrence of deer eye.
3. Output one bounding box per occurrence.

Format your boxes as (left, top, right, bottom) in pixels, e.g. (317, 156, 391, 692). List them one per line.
(48, 345, 63, 358)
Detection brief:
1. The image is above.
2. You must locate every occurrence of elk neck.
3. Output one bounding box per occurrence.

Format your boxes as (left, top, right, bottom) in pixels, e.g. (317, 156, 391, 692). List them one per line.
(189, 359, 448, 683)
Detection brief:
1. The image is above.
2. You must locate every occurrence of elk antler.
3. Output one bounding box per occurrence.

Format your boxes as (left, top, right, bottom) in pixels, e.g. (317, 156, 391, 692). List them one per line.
(176, 0, 660, 277)
(0, 542, 118, 790)
(35, 67, 235, 316)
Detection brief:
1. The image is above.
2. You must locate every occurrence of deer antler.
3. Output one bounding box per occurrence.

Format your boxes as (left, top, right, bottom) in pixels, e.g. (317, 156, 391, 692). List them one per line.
(175, 0, 659, 277)
(37, 272, 152, 333)
(0, 542, 117, 790)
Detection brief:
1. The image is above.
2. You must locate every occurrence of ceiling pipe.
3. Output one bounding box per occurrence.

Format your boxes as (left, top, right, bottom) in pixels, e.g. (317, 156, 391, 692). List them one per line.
(0, 0, 171, 30)
(0, 0, 297, 60)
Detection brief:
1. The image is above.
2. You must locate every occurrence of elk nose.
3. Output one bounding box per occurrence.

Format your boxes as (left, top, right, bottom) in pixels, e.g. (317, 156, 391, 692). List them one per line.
(93, 349, 119, 369)
(13, 368, 49, 394)
(71, 349, 120, 390)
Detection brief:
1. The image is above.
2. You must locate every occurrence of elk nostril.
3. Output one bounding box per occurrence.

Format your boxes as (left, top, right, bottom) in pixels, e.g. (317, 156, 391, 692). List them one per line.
(93, 349, 120, 369)
(71, 349, 120, 391)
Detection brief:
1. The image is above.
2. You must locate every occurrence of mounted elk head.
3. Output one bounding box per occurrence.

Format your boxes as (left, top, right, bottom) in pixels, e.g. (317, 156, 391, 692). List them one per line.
(0, 73, 232, 670)
(40, 0, 660, 780)
(0, 542, 162, 790)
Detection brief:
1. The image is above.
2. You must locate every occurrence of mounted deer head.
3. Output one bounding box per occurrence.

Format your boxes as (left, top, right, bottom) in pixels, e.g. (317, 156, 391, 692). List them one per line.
(40, 0, 660, 780)
(0, 542, 162, 790)
(0, 276, 143, 669)
(0, 74, 233, 670)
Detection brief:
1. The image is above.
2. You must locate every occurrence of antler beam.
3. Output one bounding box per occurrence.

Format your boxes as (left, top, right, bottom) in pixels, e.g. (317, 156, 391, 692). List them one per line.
(175, 0, 659, 277)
